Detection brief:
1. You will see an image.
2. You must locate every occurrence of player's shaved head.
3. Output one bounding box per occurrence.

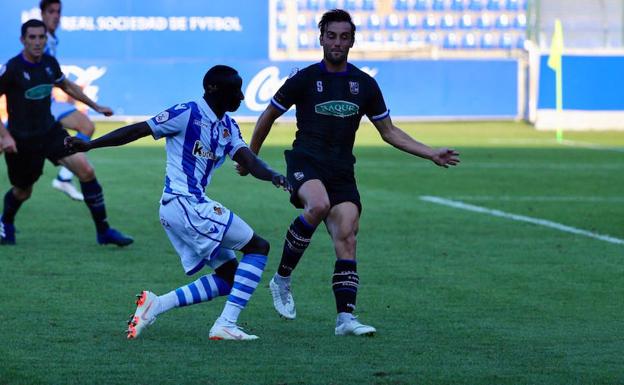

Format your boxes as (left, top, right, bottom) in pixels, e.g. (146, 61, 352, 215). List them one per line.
(203, 65, 239, 92)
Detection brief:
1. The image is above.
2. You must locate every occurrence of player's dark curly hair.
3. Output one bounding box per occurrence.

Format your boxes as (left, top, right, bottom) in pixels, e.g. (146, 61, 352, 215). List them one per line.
(203, 65, 239, 92)
(40, 0, 61, 12)
(318, 9, 356, 37)
(21, 19, 47, 37)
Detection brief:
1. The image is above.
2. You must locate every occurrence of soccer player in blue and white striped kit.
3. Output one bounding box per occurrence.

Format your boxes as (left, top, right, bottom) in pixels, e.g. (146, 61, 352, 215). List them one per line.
(66, 65, 291, 341)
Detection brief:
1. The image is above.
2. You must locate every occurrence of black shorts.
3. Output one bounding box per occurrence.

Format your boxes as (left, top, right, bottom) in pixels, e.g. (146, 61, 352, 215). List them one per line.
(4, 123, 72, 189)
(285, 150, 361, 213)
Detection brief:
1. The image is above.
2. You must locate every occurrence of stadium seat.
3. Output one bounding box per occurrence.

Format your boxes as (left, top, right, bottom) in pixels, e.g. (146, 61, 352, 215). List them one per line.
(298, 34, 311, 49)
(514, 14, 527, 29)
(367, 32, 384, 43)
(450, 0, 465, 10)
(432, 0, 446, 11)
(516, 35, 526, 49)
(325, 0, 339, 9)
(344, 0, 359, 10)
(443, 32, 459, 48)
(461, 32, 477, 48)
(459, 14, 473, 29)
(277, 34, 289, 49)
(440, 14, 455, 29)
(498, 33, 513, 48)
(362, 0, 376, 10)
(495, 14, 510, 29)
(505, 0, 519, 10)
(297, 14, 308, 30)
(486, 0, 501, 10)
(480, 32, 495, 48)
(276, 0, 286, 11)
(388, 32, 405, 43)
(425, 32, 440, 46)
(477, 14, 492, 29)
(404, 13, 420, 29)
(408, 32, 423, 44)
(468, 0, 484, 10)
(351, 14, 363, 29)
(386, 14, 402, 30)
(423, 14, 437, 29)
(414, 0, 429, 11)
(307, 0, 322, 10)
(368, 14, 382, 29)
(277, 14, 288, 30)
(297, 0, 307, 10)
(394, 0, 409, 10)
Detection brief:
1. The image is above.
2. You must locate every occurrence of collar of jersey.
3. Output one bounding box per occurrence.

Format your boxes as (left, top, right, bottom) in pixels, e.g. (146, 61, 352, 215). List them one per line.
(197, 96, 228, 124)
(318, 60, 350, 76)
(19, 53, 43, 67)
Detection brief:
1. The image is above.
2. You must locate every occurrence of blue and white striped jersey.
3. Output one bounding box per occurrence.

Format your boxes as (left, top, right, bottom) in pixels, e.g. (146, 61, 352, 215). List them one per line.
(147, 98, 247, 203)
(45, 32, 59, 57)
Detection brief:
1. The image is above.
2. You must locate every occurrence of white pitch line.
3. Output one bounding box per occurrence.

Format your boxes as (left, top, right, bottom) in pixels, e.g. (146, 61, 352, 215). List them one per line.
(450, 196, 624, 203)
(420, 196, 624, 245)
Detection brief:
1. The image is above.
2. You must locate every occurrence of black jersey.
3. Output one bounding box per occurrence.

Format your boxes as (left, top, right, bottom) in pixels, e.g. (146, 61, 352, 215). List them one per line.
(272, 61, 389, 169)
(0, 53, 65, 140)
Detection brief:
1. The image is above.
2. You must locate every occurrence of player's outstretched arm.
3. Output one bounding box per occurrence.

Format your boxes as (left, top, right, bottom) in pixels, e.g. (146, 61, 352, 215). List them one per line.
(57, 78, 113, 116)
(232, 147, 290, 191)
(237, 104, 284, 176)
(65, 121, 152, 153)
(372, 116, 460, 168)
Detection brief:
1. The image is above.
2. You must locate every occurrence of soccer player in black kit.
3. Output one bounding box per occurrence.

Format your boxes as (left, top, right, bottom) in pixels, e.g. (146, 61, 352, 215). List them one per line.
(0, 19, 132, 246)
(238, 9, 460, 336)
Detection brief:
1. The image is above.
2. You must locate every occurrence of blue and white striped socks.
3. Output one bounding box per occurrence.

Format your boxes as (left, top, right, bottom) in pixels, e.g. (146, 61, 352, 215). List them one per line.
(157, 273, 231, 315)
(219, 254, 267, 324)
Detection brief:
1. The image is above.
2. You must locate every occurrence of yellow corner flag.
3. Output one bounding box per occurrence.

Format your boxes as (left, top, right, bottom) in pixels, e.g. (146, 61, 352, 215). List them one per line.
(547, 19, 564, 142)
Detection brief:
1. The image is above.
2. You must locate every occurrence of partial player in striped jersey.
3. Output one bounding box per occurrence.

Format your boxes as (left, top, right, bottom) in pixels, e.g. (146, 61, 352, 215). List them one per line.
(41, 0, 98, 201)
(66, 65, 291, 341)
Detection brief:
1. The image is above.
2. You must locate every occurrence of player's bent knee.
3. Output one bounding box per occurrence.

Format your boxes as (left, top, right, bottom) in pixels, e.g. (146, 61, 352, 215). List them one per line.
(306, 200, 331, 221)
(214, 259, 238, 286)
(75, 164, 95, 181)
(13, 187, 32, 201)
(241, 234, 270, 256)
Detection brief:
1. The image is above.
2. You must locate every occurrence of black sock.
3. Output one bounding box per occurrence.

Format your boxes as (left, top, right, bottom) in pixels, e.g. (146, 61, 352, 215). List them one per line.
(332, 259, 359, 314)
(277, 215, 316, 277)
(80, 179, 109, 234)
(2, 189, 23, 224)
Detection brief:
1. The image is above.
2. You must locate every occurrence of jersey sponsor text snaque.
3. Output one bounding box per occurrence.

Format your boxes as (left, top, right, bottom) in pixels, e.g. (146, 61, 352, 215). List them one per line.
(314, 100, 359, 118)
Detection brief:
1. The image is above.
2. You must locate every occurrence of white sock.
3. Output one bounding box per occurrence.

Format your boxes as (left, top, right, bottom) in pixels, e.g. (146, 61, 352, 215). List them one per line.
(156, 291, 179, 316)
(57, 166, 74, 181)
(218, 302, 242, 325)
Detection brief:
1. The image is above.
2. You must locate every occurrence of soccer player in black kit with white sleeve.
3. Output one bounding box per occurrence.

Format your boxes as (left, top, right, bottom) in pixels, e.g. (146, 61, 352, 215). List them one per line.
(238, 9, 460, 336)
(0, 19, 132, 246)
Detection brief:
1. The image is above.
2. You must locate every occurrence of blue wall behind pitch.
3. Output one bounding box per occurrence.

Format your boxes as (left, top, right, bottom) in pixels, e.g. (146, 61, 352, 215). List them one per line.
(0, 0, 518, 118)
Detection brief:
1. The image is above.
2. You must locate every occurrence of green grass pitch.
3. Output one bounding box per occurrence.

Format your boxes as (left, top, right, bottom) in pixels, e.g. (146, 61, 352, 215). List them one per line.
(0, 121, 622, 385)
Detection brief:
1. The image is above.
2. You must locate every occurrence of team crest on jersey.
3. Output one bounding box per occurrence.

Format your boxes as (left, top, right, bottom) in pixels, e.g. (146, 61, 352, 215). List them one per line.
(213, 205, 223, 216)
(315, 100, 359, 118)
(155, 111, 169, 123)
(45, 67, 53, 77)
(23, 71, 30, 81)
(222, 128, 230, 138)
(193, 140, 216, 160)
(349, 81, 359, 95)
(316, 81, 323, 92)
(294, 172, 304, 181)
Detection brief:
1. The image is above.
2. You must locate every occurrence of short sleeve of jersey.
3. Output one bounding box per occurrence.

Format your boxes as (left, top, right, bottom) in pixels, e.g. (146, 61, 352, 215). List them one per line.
(147, 103, 192, 139)
(364, 77, 390, 122)
(0, 62, 10, 96)
(49, 56, 65, 84)
(226, 118, 248, 158)
(271, 70, 304, 112)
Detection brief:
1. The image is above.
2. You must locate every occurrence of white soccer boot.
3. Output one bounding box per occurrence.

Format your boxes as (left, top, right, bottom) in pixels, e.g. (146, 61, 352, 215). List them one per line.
(335, 313, 376, 336)
(52, 179, 84, 201)
(209, 318, 259, 341)
(127, 291, 160, 339)
(269, 275, 296, 320)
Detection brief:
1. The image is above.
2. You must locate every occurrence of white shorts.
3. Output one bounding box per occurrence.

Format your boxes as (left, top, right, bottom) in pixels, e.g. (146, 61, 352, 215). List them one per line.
(51, 99, 77, 122)
(159, 196, 254, 275)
